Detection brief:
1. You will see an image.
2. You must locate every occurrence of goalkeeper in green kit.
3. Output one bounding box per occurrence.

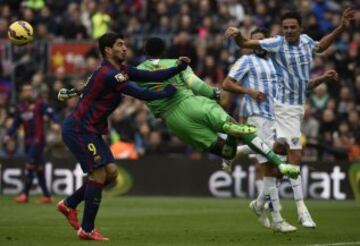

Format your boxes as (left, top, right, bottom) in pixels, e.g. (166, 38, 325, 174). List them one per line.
(134, 37, 299, 178)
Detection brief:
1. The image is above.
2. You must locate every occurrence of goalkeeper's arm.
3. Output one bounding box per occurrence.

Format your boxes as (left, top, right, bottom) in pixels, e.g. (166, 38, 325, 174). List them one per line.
(182, 68, 220, 101)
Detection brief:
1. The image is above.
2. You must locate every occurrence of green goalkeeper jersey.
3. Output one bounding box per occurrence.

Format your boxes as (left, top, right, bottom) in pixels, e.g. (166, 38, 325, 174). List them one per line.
(136, 59, 198, 117)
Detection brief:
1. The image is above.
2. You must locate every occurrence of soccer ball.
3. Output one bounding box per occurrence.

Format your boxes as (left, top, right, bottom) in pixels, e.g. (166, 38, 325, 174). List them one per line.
(8, 20, 34, 46)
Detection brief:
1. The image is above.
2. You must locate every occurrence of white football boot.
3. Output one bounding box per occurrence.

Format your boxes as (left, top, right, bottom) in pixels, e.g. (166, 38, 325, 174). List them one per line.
(298, 210, 316, 228)
(249, 200, 271, 228)
(271, 220, 297, 233)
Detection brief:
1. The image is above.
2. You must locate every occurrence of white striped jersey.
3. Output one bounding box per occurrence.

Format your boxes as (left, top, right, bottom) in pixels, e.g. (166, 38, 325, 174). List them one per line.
(259, 34, 319, 105)
(228, 54, 277, 120)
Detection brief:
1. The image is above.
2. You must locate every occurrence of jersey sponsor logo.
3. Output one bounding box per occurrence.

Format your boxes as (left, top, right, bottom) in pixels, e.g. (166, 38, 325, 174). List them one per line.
(115, 72, 128, 83)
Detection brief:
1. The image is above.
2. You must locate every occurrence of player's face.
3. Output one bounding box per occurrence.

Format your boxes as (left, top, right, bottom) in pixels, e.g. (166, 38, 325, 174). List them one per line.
(20, 85, 33, 101)
(251, 32, 267, 57)
(111, 39, 127, 63)
(282, 18, 301, 44)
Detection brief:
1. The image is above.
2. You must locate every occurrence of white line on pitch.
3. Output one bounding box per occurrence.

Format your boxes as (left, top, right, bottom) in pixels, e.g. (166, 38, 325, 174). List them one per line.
(306, 242, 360, 246)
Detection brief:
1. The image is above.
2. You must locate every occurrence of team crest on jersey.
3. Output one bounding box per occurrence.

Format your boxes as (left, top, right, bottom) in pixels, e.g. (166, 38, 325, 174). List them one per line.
(115, 72, 128, 83)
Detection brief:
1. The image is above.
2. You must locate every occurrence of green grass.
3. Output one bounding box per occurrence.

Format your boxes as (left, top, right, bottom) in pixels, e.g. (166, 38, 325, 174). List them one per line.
(0, 196, 360, 246)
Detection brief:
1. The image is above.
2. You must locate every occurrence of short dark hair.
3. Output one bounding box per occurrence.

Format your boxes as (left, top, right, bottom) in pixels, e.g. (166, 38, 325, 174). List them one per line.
(281, 11, 302, 26)
(250, 28, 269, 38)
(145, 37, 166, 58)
(98, 32, 124, 57)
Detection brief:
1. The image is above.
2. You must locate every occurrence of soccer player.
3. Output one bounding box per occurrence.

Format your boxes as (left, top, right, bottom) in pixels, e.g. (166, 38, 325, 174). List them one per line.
(135, 37, 300, 178)
(225, 8, 355, 228)
(3, 83, 60, 204)
(223, 28, 297, 232)
(56, 32, 191, 241)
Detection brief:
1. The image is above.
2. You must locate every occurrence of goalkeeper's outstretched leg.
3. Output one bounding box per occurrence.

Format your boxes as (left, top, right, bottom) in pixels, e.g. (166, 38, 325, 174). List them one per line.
(220, 121, 300, 179)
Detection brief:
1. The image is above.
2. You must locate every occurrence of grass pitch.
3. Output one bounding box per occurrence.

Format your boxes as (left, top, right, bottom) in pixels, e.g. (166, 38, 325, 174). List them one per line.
(0, 196, 359, 246)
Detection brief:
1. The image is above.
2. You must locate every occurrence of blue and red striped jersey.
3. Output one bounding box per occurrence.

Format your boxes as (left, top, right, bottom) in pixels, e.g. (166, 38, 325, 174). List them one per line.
(7, 98, 60, 145)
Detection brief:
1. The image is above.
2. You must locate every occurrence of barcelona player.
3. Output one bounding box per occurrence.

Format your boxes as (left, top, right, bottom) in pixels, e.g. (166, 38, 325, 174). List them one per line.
(56, 32, 190, 241)
(4, 83, 60, 204)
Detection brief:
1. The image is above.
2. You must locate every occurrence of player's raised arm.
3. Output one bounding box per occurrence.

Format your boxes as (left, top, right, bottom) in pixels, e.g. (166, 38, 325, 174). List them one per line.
(316, 8, 356, 53)
(307, 70, 339, 91)
(121, 81, 177, 101)
(127, 57, 190, 82)
(182, 67, 220, 100)
(225, 27, 261, 49)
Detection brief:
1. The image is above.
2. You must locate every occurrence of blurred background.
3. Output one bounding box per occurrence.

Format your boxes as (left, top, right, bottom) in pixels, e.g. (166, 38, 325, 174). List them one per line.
(0, 0, 359, 199)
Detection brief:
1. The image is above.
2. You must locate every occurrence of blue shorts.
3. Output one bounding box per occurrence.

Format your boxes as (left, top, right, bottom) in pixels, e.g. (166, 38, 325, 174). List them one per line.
(62, 120, 115, 173)
(25, 143, 45, 165)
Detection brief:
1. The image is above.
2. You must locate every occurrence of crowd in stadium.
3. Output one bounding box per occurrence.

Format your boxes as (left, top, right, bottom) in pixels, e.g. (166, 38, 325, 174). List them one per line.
(0, 0, 359, 162)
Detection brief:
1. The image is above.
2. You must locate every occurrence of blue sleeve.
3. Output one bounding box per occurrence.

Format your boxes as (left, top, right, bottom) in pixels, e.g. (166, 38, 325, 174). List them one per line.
(40, 103, 60, 123)
(6, 110, 22, 137)
(121, 81, 175, 101)
(127, 65, 185, 82)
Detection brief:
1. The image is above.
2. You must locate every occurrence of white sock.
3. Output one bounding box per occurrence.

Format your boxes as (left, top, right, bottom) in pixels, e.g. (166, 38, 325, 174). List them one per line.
(290, 176, 307, 213)
(255, 179, 263, 195)
(263, 177, 283, 223)
(255, 186, 267, 208)
(236, 145, 254, 158)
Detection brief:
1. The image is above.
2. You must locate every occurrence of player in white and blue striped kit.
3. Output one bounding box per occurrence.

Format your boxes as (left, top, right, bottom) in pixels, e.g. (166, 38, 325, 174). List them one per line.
(223, 28, 297, 232)
(225, 8, 355, 228)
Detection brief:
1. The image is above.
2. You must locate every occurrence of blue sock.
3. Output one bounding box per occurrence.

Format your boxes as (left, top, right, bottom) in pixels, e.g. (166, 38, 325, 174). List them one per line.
(36, 170, 50, 197)
(81, 181, 103, 232)
(23, 169, 35, 196)
(64, 181, 87, 209)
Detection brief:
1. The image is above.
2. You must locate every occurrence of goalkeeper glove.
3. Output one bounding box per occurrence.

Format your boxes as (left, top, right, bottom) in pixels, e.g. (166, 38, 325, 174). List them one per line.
(58, 88, 79, 101)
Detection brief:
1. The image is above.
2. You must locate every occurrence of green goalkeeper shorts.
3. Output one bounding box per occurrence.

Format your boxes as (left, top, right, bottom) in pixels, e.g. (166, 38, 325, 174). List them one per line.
(163, 96, 230, 152)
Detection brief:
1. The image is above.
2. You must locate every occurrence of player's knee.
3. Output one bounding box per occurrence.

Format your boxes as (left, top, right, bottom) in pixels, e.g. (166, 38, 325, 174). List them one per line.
(105, 169, 119, 186)
(88, 167, 107, 184)
(104, 163, 119, 186)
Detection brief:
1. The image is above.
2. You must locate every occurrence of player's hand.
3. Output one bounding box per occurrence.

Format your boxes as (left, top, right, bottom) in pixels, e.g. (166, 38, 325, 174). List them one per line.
(225, 27, 241, 39)
(58, 88, 79, 101)
(163, 84, 177, 96)
(247, 89, 266, 102)
(340, 8, 356, 27)
(322, 70, 339, 82)
(176, 56, 191, 70)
